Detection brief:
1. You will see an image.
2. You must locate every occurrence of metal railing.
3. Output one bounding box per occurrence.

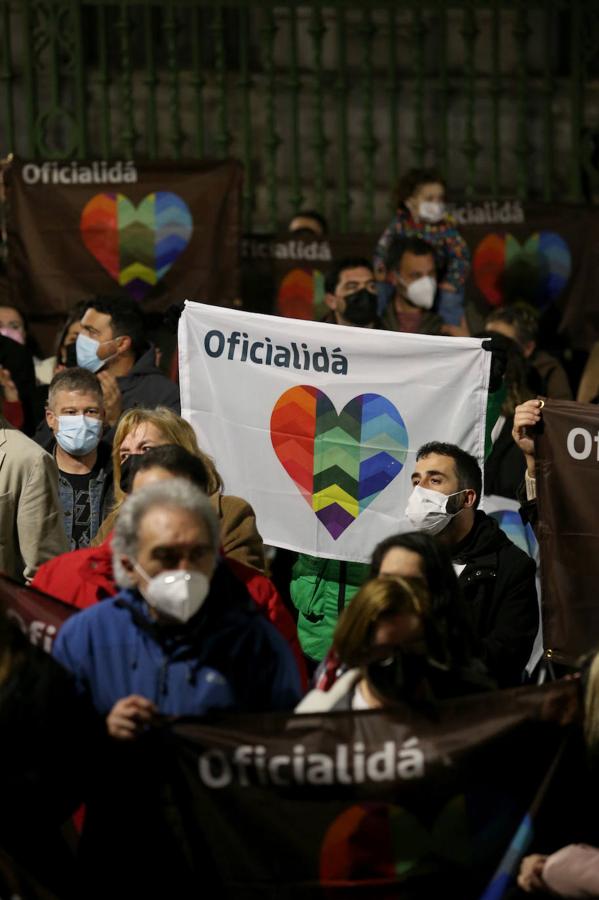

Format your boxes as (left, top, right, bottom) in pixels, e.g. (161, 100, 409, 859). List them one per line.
(1, 0, 598, 232)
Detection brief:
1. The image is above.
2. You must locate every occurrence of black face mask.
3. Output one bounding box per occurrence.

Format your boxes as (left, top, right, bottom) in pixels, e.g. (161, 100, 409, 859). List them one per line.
(343, 288, 378, 327)
(364, 645, 447, 708)
(119, 454, 142, 495)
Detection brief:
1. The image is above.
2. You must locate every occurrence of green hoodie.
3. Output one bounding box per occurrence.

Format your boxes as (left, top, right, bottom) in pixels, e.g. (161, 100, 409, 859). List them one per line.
(290, 553, 370, 662)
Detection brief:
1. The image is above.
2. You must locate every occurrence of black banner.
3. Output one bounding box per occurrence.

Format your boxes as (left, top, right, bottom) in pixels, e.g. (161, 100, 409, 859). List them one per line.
(0, 572, 585, 898)
(241, 202, 599, 349)
(0, 574, 74, 651)
(536, 399, 599, 658)
(5, 157, 242, 319)
(160, 680, 581, 899)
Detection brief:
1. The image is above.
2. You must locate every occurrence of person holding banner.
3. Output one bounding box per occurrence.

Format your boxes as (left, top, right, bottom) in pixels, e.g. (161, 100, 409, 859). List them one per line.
(52, 479, 302, 733)
(406, 441, 538, 686)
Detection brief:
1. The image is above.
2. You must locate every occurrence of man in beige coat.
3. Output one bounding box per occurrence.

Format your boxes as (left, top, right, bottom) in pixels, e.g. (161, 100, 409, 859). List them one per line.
(0, 419, 68, 582)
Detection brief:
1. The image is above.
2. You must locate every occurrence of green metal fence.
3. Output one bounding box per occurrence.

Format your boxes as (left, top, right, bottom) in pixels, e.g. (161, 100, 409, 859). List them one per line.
(1, 0, 598, 232)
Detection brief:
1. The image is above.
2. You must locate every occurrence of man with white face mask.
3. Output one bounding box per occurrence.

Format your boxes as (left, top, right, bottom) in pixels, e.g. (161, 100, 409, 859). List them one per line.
(44, 368, 112, 549)
(404, 441, 538, 687)
(383, 237, 444, 336)
(52, 479, 302, 738)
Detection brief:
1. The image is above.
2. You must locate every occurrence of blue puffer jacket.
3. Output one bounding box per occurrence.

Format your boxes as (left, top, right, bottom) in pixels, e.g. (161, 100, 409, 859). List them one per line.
(52, 562, 302, 716)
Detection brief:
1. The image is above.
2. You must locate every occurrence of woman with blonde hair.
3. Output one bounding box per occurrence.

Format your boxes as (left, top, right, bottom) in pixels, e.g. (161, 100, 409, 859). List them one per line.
(94, 406, 264, 571)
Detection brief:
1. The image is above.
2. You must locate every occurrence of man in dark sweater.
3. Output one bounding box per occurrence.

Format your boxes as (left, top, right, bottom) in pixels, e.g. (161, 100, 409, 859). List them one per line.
(35, 296, 179, 446)
(405, 441, 538, 686)
(75, 295, 180, 426)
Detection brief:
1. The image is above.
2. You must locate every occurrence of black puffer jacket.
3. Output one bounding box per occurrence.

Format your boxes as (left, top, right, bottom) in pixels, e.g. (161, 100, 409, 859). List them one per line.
(453, 510, 538, 687)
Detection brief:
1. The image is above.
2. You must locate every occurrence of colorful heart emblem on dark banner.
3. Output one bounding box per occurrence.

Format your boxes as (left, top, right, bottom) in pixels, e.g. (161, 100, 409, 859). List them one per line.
(271, 385, 408, 539)
(472, 231, 571, 308)
(80, 191, 193, 301)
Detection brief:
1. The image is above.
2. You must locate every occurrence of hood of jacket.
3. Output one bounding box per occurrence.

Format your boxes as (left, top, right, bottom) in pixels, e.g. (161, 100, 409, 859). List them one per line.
(452, 510, 510, 565)
(117, 345, 162, 386)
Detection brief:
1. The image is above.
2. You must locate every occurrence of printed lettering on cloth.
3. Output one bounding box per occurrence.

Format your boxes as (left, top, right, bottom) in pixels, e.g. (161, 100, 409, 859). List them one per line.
(0, 573, 73, 651)
(242, 202, 599, 349)
(161, 680, 581, 898)
(4, 157, 242, 317)
(179, 303, 490, 562)
(536, 399, 599, 658)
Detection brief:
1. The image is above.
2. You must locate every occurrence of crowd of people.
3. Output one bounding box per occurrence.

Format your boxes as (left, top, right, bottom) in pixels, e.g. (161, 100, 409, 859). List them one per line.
(0, 167, 598, 897)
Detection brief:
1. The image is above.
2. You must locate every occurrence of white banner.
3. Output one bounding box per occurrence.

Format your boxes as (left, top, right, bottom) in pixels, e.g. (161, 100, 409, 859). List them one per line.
(485, 493, 543, 673)
(179, 303, 491, 563)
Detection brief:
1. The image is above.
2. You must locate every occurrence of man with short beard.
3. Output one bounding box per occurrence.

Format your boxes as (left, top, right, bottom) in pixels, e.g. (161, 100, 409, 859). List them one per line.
(405, 440, 538, 686)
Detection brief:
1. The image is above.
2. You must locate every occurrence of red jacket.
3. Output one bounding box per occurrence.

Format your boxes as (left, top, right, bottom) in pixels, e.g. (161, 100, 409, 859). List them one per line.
(31, 536, 308, 690)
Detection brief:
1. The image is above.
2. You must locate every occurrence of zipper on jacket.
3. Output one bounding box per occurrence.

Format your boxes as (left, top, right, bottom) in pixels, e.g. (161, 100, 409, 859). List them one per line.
(337, 561, 347, 616)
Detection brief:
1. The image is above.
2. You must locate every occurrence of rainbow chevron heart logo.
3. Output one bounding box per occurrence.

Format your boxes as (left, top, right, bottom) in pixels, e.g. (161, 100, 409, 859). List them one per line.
(80, 192, 193, 300)
(472, 231, 571, 309)
(270, 386, 408, 539)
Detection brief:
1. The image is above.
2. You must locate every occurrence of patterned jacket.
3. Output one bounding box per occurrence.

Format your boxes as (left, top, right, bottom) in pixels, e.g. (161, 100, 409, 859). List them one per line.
(374, 207, 471, 290)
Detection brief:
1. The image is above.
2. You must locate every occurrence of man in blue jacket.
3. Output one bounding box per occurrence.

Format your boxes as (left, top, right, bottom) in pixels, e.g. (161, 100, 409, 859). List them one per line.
(53, 478, 302, 736)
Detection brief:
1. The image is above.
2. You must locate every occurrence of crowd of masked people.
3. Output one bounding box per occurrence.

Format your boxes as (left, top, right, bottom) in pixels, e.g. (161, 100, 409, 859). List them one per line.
(1, 169, 599, 897)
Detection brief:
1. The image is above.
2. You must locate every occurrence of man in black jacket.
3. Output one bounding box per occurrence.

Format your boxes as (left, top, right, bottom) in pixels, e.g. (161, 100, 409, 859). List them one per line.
(75, 295, 180, 427)
(35, 296, 179, 446)
(406, 441, 538, 687)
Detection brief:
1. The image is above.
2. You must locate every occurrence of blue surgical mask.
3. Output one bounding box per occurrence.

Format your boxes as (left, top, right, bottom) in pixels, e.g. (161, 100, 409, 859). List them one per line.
(56, 415, 103, 456)
(76, 333, 108, 373)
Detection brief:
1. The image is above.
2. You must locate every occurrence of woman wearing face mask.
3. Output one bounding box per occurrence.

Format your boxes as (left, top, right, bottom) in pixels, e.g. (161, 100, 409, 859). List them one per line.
(93, 406, 265, 572)
(296, 577, 430, 712)
(313, 532, 492, 695)
(297, 575, 489, 712)
(373, 168, 470, 330)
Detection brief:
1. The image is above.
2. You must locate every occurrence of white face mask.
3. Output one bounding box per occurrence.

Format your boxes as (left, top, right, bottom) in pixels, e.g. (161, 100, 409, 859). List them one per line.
(405, 485, 466, 535)
(135, 565, 211, 623)
(405, 275, 437, 310)
(418, 201, 445, 223)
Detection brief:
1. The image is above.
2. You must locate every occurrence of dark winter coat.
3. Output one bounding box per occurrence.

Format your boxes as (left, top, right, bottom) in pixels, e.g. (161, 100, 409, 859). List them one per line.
(453, 510, 538, 687)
